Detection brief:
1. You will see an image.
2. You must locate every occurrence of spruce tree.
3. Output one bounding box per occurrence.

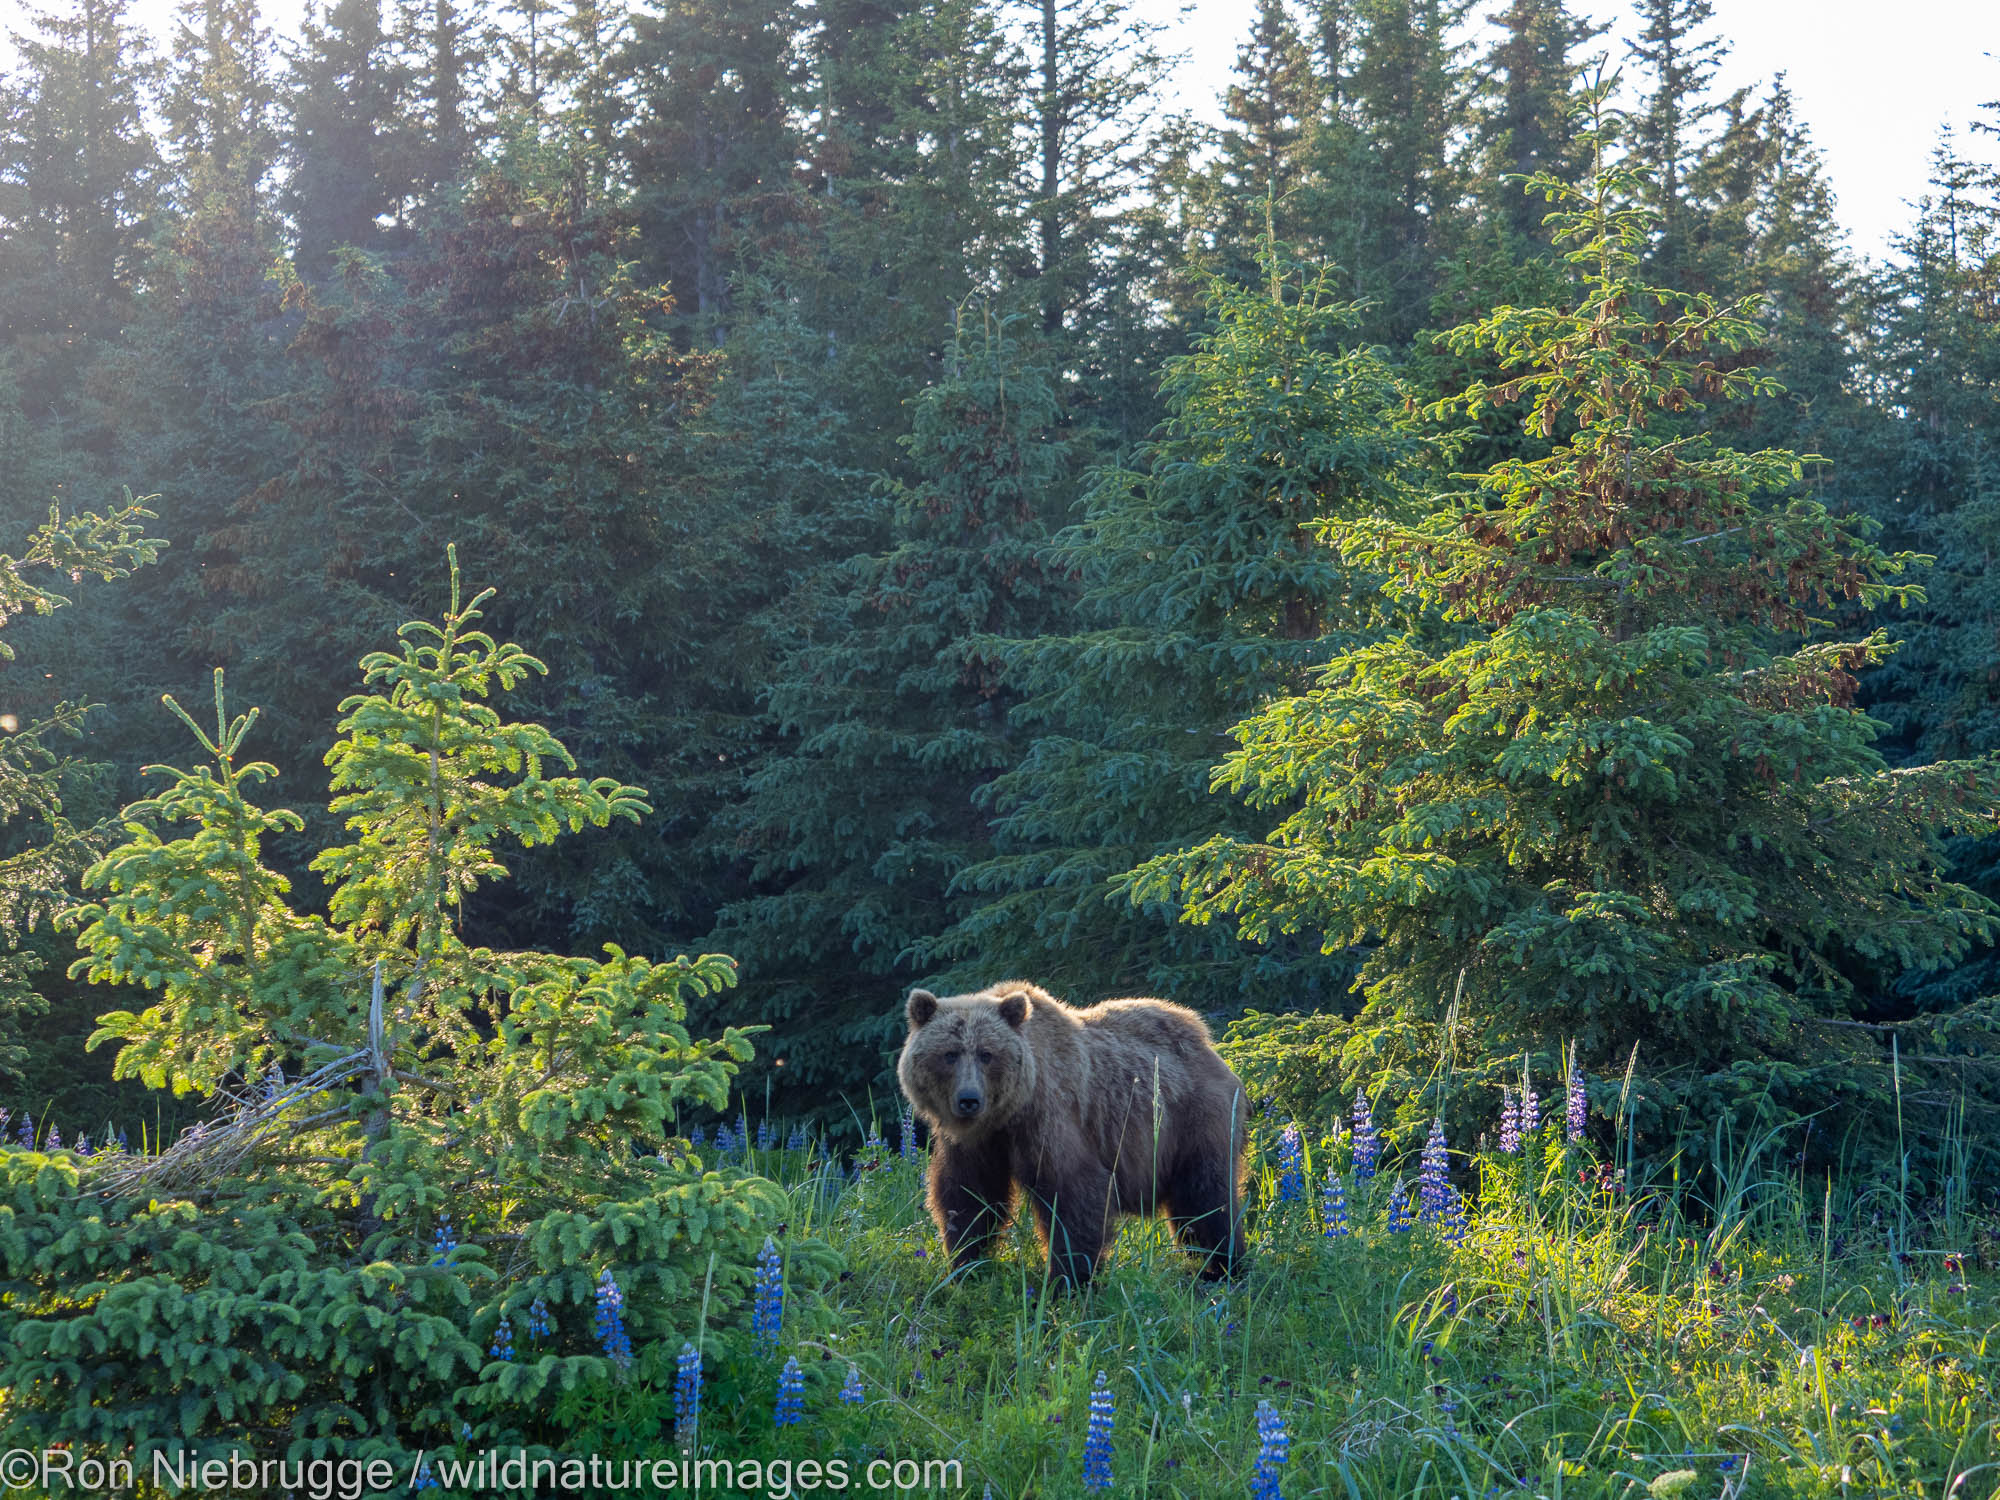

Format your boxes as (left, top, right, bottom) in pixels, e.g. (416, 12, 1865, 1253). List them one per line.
(1624, 0, 1726, 272)
(1472, 0, 1604, 243)
(707, 313, 1068, 1106)
(946, 255, 1429, 1017)
(1132, 138, 2000, 1152)
(281, 0, 411, 274)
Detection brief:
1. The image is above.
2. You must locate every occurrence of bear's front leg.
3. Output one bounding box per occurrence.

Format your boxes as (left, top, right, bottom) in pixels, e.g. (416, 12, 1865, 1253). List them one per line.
(928, 1135, 1015, 1271)
(1023, 1163, 1115, 1292)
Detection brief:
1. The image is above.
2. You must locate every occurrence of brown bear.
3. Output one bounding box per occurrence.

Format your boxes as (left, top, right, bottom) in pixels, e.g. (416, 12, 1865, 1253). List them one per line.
(896, 980, 1248, 1289)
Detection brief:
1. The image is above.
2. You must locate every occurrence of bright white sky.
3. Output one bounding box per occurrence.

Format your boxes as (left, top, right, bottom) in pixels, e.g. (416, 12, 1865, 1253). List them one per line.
(104, 0, 2000, 262)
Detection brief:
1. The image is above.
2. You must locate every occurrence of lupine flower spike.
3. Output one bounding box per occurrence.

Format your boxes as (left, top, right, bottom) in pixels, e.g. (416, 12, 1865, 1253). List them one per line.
(840, 1364, 865, 1404)
(1566, 1058, 1587, 1142)
(674, 1342, 703, 1443)
(900, 1107, 918, 1159)
(1386, 1181, 1413, 1232)
(1082, 1371, 1113, 1490)
(1442, 1184, 1468, 1246)
(1519, 1070, 1539, 1136)
(1275, 1124, 1305, 1203)
(787, 1123, 807, 1152)
(431, 1216, 458, 1266)
(47, 1125, 61, 1150)
(775, 1356, 805, 1427)
(1498, 1090, 1520, 1155)
(757, 1118, 774, 1152)
(527, 1295, 551, 1338)
(1251, 1399, 1288, 1500)
(688, 1123, 706, 1148)
(413, 1459, 438, 1490)
(753, 1237, 785, 1352)
(594, 1269, 633, 1372)
(1418, 1119, 1449, 1224)
(1350, 1093, 1378, 1179)
(489, 1316, 514, 1362)
(1321, 1161, 1349, 1237)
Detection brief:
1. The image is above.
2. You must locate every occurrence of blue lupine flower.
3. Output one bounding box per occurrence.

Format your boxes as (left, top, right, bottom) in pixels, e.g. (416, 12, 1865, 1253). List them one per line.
(1387, 1181, 1413, 1233)
(490, 1316, 515, 1361)
(1565, 1063, 1587, 1141)
(714, 1122, 736, 1155)
(900, 1107, 918, 1159)
(413, 1458, 438, 1490)
(1351, 1094, 1378, 1179)
(674, 1342, 702, 1442)
(757, 1118, 774, 1152)
(46, 1125, 61, 1150)
(775, 1356, 805, 1427)
(865, 1121, 885, 1155)
(1498, 1091, 1520, 1155)
(15, 1114, 33, 1147)
(1251, 1399, 1288, 1500)
(689, 1122, 707, 1148)
(787, 1123, 807, 1151)
(1519, 1075, 1539, 1136)
(1442, 1183, 1468, 1246)
(75, 1134, 92, 1157)
(1275, 1124, 1305, 1203)
(1082, 1371, 1113, 1490)
(116, 1128, 129, 1154)
(752, 1237, 785, 1352)
(1418, 1119, 1449, 1224)
(432, 1216, 458, 1266)
(840, 1363, 865, 1404)
(527, 1295, 551, 1338)
(594, 1269, 633, 1372)
(1322, 1163, 1349, 1237)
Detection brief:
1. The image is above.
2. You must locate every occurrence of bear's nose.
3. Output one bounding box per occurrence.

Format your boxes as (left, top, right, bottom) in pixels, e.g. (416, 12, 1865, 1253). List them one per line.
(953, 1092, 983, 1118)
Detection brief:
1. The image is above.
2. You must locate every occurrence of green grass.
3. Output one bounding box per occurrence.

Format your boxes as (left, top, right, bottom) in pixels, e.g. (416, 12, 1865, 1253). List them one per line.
(667, 1128, 2000, 1500)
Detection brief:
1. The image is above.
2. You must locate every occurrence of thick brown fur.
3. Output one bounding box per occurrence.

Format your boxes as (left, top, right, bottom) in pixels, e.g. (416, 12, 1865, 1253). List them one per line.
(895, 980, 1249, 1290)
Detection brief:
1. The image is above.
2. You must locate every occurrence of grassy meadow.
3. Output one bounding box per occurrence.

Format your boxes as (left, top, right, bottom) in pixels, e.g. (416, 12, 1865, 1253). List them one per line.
(572, 1115, 2000, 1500)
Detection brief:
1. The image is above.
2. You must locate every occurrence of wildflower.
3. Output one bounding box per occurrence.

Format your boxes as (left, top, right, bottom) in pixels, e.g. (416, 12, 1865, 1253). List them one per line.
(1498, 1090, 1520, 1155)
(900, 1107, 918, 1159)
(1251, 1399, 1288, 1500)
(787, 1123, 807, 1151)
(689, 1123, 706, 1147)
(431, 1216, 458, 1266)
(1387, 1181, 1413, 1233)
(76, 1134, 92, 1157)
(674, 1342, 703, 1443)
(14, 1114, 31, 1146)
(714, 1122, 736, 1155)
(1321, 1164, 1349, 1237)
(1518, 1074, 1539, 1136)
(1418, 1119, 1449, 1223)
(46, 1125, 61, 1151)
(753, 1237, 785, 1352)
(413, 1459, 439, 1490)
(775, 1356, 805, 1427)
(1082, 1371, 1113, 1490)
(527, 1295, 551, 1338)
(489, 1316, 514, 1362)
(594, 1269, 633, 1372)
(116, 1128, 128, 1153)
(1442, 1184, 1468, 1246)
(1351, 1093, 1378, 1179)
(757, 1119, 774, 1152)
(840, 1364, 865, 1404)
(1565, 1061, 1586, 1142)
(1275, 1124, 1305, 1203)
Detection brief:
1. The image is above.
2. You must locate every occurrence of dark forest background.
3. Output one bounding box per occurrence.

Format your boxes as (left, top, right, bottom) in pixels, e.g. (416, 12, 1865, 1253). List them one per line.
(2, 0, 1998, 1145)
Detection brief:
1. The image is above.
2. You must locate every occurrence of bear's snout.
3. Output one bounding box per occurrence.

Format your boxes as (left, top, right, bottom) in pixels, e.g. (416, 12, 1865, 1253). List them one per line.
(953, 1090, 984, 1118)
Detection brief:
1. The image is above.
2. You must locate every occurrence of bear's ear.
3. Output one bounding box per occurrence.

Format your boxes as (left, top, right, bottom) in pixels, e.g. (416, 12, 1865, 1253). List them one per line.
(907, 989, 939, 1030)
(997, 988, 1031, 1030)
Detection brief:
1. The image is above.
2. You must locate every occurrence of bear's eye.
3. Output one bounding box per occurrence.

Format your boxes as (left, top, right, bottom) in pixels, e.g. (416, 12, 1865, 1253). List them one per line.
(977, 1049, 994, 1065)
(941, 1050, 962, 1066)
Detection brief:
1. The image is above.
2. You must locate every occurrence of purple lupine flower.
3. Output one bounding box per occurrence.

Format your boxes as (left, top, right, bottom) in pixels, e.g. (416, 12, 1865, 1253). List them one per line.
(527, 1295, 551, 1338)
(489, 1316, 515, 1362)
(1351, 1093, 1378, 1180)
(46, 1125, 61, 1151)
(1387, 1181, 1413, 1232)
(757, 1118, 774, 1152)
(674, 1342, 702, 1444)
(1251, 1399, 1288, 1500)
(1418, 1119, 1450, 1223)
(688, 1122, 707, 1148)
(1322, 1162, 1349, 1237)
(1519, 1074, 1539, 1136)
(594, 1269, 633, 1372)
(1566, 1062, 1587, 1142)
(775, 1356, 805, 1427)
(1498, 1090, 1521, 1155)
(1275, 1125, 1305, 1203)
(431, 1216, 458, 1266)
(15, 1114, 33, 1147)
(900, 1107, 918, 1159)
(75, 1134, 92, 1157)
(752, 1237, 784, 1352)
(840, 1363, 865, 1404)
(787, 1122, 807, 1151)
(1442, 1184, 1468, 1246)
(1082, 1371, 1113, 1490)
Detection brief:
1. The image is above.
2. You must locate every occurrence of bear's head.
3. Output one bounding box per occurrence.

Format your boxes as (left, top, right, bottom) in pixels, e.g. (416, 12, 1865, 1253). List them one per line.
(896, 983, 1042, 1141)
